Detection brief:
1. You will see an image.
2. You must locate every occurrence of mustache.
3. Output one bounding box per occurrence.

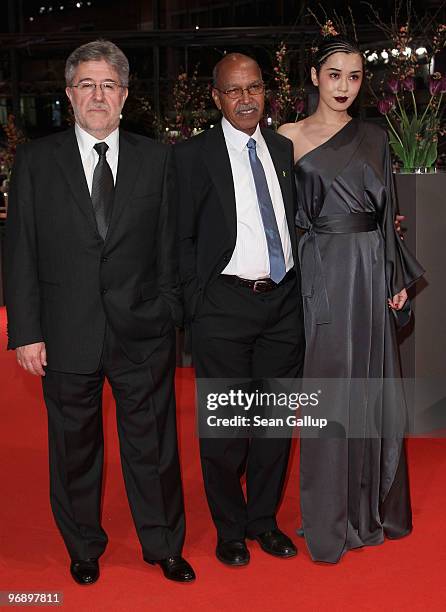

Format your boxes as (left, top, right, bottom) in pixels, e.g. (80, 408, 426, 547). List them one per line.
(235, 103, 259, 114)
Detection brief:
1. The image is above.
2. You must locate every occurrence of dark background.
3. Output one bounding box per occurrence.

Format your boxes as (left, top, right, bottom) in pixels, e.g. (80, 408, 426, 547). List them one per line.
(1, 0, 446, 137)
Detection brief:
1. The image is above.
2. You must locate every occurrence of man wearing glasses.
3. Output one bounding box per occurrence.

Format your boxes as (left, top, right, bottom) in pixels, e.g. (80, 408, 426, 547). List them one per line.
(174, 53, 305, 566)
(5, 40, 195, 584)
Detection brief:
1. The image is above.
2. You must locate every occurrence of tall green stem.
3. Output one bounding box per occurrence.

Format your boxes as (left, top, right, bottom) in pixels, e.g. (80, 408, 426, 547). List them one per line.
(420, 95, 435, 124)
(411, 91, 417, 118)
(385, 114, 404, 148)
(395, 93, 408, 124)
(434, 92, 444, 118)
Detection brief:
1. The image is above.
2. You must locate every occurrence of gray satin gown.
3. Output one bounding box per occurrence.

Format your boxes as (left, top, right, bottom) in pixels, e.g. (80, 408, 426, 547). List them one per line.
(294, 119, 424, 563)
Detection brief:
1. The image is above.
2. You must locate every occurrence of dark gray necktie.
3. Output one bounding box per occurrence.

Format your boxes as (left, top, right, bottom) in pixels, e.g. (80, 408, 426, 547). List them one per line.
(247, 137, 286, 283)
(91, 142, 114, 240)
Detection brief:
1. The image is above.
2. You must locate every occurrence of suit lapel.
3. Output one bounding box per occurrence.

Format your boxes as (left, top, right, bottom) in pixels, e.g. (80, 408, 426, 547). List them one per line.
(261, 127, 296, 250)
(54, 128, 97, 231)
(202, 124, 237, 240)
(105, 130, 142, 243)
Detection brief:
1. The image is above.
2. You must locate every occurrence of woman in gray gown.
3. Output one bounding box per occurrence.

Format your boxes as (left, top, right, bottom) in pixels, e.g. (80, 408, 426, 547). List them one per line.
(279, 37, 424, 563)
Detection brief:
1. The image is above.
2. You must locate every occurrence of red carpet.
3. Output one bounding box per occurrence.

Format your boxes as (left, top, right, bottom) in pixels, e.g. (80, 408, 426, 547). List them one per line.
(0, 306, 445, 611)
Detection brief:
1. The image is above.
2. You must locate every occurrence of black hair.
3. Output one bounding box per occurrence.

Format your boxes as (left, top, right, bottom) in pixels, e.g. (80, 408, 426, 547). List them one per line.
(312, 36, 363, 74)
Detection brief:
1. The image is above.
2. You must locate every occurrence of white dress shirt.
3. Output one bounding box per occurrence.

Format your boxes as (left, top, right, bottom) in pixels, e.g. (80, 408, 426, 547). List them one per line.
(74, 124, 119, 194)
(220, 117, 293, 279)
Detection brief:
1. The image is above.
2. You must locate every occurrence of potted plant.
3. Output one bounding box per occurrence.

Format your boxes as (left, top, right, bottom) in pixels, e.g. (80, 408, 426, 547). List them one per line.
(363, 10, 446, 379)
(364, 3, 446, 171)
(377, 73, 446, 172)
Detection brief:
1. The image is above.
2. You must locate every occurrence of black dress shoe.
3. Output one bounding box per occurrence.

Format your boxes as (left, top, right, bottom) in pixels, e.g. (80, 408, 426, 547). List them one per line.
(249, 529, 297, 558)
(216, 539, 250, 566)
(145, 556, 196, 582)
(70, 558, 99, 585)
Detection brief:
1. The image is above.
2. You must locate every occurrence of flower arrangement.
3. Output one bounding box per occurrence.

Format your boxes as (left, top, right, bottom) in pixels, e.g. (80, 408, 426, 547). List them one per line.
(267, 42, 305, 129)
(128, 67, 209, 143)
(154, 67, 208, 143)
(366, 3, 446, 170)
(307, 6, 355, 46)
(377, 71, 446, 171)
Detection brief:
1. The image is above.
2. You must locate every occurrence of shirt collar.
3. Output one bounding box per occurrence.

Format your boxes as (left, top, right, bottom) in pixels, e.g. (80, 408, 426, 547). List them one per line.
(221, 117, 263, 153)
(75, 124, 119, 160)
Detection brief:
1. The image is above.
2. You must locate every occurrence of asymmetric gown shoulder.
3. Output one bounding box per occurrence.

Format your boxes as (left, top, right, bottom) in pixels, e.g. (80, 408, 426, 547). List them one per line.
(294, 118, 424, 563)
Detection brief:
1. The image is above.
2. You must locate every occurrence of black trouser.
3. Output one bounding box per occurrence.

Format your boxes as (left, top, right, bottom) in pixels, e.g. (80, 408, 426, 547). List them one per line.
(42, 325, 185, 562)
(191, 274, 304, 541)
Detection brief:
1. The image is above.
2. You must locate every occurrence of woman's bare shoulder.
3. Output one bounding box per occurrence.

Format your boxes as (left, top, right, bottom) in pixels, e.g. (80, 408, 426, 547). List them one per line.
(278, 119, 313, 162)
(277, 120, 307, 140)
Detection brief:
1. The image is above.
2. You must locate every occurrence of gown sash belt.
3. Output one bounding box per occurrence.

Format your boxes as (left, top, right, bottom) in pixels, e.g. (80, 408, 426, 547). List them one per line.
(297, 212, 378, 325)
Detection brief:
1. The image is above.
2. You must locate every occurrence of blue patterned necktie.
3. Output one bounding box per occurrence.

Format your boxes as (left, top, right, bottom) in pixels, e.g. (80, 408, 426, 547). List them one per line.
(247, 137, 286, 283)
(91, 142, 114, 240)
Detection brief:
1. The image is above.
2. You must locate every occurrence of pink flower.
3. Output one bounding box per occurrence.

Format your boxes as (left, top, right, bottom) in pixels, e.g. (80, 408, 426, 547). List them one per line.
(387, 78, 400, 94)
(377, 96, 396, 115)
(401, 77, 415, 92)
(429, 77, 443, 95)
(295, 99, 305, 114)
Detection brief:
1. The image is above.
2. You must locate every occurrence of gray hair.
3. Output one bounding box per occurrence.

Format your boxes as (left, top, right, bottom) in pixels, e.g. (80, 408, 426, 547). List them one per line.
(65, 39, 129, 86)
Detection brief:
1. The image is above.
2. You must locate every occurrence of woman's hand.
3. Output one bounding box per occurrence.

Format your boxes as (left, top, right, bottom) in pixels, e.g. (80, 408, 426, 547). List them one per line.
(394, 214, 405, 240)
(388, 288, 408, 310)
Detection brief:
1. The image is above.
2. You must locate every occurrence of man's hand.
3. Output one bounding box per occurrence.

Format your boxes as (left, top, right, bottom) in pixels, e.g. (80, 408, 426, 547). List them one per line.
(16, 342, 47, 376)
(395, 214, 405, 239)
(388, 288, 408, 311)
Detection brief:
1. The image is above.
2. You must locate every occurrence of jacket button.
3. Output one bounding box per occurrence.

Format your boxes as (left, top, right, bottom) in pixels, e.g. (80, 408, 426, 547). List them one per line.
(101, 257, 108, 263)
(101, 288, 108, 295)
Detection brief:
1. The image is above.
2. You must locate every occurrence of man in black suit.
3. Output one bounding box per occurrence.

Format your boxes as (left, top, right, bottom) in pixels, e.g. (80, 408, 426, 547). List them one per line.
(5, 40, 195, 584)
(174, 53, 305, 566)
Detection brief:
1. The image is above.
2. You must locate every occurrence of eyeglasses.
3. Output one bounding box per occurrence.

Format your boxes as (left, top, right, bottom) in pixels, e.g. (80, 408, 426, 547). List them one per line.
(214, 82, 265, 99)
(70, 81, 126, 94)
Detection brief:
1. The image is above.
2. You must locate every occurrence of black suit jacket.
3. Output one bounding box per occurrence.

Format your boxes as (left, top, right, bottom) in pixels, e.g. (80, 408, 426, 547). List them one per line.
(5, 128, 181, 373)
(173, 123, 301, 322)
